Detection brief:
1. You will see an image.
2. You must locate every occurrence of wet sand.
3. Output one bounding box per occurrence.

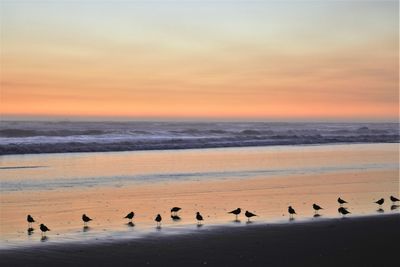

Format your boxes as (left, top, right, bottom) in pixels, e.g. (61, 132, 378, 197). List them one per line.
(1, 214, 399, 266)
(1, 144, 398, 246)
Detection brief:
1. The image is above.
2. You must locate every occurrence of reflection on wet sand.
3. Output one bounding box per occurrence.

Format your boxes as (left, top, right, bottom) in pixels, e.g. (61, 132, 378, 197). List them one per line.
(27, 228, 34, 235)
(171, 215, 181, 221)
(1, 144, 398, 244)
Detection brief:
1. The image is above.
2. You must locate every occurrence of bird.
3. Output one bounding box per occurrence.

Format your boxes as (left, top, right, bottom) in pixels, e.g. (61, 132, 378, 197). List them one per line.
(82, 214, 92, 226)
(40, 224, 50, 236)
(27, 214, 35, 228)
(312, 204, 323, 214)
(124, 211, 135, 222)
(338, 207, 351, 216)
(155, 214, 162, 227)
(196, 212, 204, 225)
(374, 198, 384, 207)
(390, 196, 399, 204)
(228, 208, 241, 221)
(337, 197, 348, 206)
(170, 207, 181, 215)
(288, 206, 296, 219)
(245, 211, 257, 222)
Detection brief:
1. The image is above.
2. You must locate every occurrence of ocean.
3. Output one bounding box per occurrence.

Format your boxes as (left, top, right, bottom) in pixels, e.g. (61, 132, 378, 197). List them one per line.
(1, 121, 399, 155)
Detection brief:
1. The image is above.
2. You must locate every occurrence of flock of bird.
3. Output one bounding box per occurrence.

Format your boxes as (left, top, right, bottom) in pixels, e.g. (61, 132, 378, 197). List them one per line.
(28, 195, 399, 237)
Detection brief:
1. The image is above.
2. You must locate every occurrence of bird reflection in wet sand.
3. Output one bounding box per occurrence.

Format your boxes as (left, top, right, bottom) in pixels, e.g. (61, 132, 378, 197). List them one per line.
(27, 228, 34, 235)
(338, 207, 351, 217)
(171, 215, 181, 221)
(391, 204, 399, 210)
(83, 226, 90, 232)
(376, 208, 384, 213)
(313, 214, 321, 218)
(41, 236, 48, 242)
(127, 222, 135, 227)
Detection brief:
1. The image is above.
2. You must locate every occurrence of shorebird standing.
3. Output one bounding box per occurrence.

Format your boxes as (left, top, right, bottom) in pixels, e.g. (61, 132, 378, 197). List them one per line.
(40, 224, 50, 236)
(374, 198, 384, 207)
(228, 208, 241, 221)
(27, 214, 35, 228)
(124, 211, 135, 222)
(337, 197, 348, 206)
(196, 212, 204, 225)
(82, 214, 93, 226)
(155, 214, 162, 227)
(312, 204, 323, 215)
(170, 207, 181, 215)
(288, 206, 296, 219)
(245, 211, 257, 222)
(338, 207, 351, 216)
(390, 196, 399, 204)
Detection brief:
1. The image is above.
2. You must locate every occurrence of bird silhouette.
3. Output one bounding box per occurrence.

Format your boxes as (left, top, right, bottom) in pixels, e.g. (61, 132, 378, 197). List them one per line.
(288, 206, 296, 219)
(170, 207, 181, 215)
(338, 207, 350, 216)
(374, 198, 384, 207)
(124, 211, 135, 222)
(196, 212, 204, 225)
(82, 214, 92, 226)
(155, 214, 162, 227)
(228, 208, 241, 221)
(245, 211, 257, 222)
(312, 204, 323, 214)
(390, 196, 399, 204)
(27, 214, 35, 228)
(337, 197, 348, 206)
(40, 224, 50, 236)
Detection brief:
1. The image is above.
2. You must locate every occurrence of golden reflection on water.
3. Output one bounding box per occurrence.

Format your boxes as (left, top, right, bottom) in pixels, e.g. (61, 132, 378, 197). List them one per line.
(0, 144, 398, 243)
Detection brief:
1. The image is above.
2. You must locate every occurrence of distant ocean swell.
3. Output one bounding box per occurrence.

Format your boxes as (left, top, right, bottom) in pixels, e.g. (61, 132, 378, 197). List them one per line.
(0, 121, 398, 155)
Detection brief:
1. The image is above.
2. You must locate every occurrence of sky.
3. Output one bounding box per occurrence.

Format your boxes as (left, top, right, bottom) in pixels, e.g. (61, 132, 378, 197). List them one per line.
(0, 0, 398, 121)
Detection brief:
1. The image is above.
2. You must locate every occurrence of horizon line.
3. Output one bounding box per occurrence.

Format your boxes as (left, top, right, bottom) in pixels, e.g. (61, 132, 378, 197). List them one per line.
(1, 115, 399, 124)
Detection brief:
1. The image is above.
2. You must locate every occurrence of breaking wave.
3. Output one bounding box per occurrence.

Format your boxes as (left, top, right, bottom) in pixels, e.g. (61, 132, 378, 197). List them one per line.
(0, 121, 398, 155)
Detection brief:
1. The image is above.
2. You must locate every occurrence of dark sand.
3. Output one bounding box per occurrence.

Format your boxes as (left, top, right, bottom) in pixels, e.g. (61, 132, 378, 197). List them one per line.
(1, 214, 399, 266)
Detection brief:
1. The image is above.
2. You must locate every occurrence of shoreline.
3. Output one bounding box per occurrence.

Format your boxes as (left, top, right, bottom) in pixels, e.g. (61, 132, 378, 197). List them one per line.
(1, 140, 399, 156)
(1, 214, 399, 266)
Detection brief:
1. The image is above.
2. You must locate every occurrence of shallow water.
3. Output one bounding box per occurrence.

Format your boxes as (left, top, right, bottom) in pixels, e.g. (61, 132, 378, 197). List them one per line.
(0, 143, 399, 248)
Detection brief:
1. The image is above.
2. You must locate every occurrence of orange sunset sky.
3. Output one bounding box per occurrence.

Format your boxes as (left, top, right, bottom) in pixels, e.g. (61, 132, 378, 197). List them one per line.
(0, 0, 399, 121)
